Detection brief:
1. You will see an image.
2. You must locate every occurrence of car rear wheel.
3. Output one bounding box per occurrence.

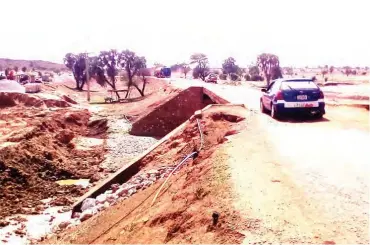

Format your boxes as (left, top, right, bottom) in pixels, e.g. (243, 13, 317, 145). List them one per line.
(314, 112, 323, 119)
(270, 104, 279, 119)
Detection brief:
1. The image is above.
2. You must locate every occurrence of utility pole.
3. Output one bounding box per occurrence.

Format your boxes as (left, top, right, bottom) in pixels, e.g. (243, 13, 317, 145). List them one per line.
(85, 52, 90, 102)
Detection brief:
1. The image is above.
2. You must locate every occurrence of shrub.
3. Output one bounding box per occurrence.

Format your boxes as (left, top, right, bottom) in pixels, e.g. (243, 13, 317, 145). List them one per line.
(192, 68, 200, 79)
(219, 74, 227, 80)
(324, 77, 328, 82)
(230, 73, 240, 81)
(244, 74, 251, 81)
(250, 75, 264, 81)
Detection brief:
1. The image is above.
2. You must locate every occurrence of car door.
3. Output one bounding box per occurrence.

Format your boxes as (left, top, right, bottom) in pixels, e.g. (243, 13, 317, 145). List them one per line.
(266, 81, 282, 110)
(262, 81, 275, 109)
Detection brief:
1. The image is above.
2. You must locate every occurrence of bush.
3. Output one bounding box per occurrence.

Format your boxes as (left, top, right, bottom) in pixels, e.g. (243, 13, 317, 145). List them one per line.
(324, 77, 328, 82)
(192, 68, 200, 79)
(219, 74, 227, 80)
(244, 74, 251, 81)
(230, 73, 240, 81)
(250, 75, 264, 81)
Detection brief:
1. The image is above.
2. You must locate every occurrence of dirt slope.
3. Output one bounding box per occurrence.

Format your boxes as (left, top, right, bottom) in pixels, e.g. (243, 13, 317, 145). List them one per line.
(0, 107, 107, 219)
(130, 87, 214, 137)
(43, 106, 250, 244)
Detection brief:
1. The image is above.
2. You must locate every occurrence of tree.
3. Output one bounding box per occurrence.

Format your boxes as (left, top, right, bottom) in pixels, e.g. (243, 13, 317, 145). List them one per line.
(321, 70, 328, 77)
(64, 53, 89, 90)
(179, 63, 191, 78)
(329, 66, 335, 74)
(96, 50, 121, 97)
(14, 66, 19, 72)
(257, 53, 281, 86)
(136, 68, 151, 96)
(272, 66, 283, 80)
(248, 65, 260, 77)
(190, 53, 209, 81)
(237, 67, 245, 77)
(343, 66, 352, 76)
(119, 50, 147, 97)
(21, 66, 27, 72)
(222, 57, 239, 75)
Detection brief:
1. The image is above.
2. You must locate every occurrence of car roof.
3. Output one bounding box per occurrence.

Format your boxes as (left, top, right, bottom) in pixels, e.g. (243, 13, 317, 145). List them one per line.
(276, 78, 313, 82)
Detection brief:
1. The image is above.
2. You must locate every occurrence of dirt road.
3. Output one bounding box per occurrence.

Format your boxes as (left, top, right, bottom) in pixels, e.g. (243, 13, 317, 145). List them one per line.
(169, 78, 369, 243)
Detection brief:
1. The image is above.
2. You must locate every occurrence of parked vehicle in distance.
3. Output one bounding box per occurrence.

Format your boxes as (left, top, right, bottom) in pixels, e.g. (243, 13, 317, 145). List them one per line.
(154, 67, 171, 78)
(205, 73, 217, 83)
(260, 78, 325, 119)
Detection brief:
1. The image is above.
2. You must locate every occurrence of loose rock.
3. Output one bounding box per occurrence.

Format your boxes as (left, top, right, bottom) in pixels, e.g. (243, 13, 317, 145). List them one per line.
(80, 210, 94, 222)
(0, 220, 10, 228)
(58, 221, 71, 229)
(81, 198, 96, 212)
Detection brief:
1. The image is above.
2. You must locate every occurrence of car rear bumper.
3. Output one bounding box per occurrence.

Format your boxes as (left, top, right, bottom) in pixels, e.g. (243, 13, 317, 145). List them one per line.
(274, 100, 325, 114)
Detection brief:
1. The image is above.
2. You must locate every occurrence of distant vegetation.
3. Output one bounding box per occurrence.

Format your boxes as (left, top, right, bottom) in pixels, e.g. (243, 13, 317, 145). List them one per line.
(257, 53, 282, 86)
(190, 53, 210, 81)
(0, 58, 66, 73)
(64, 50, 148, 97)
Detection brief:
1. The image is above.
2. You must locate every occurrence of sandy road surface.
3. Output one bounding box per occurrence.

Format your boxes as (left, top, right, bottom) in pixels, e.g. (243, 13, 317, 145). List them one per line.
(169, 78, 369, 243)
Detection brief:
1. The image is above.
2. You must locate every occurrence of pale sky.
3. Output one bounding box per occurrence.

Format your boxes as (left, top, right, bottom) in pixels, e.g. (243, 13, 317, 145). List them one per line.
(0, 0, 369, 67)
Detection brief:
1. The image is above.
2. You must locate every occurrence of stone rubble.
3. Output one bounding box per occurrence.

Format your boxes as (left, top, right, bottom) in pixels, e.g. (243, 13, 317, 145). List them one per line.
(50, 165, 181, 234)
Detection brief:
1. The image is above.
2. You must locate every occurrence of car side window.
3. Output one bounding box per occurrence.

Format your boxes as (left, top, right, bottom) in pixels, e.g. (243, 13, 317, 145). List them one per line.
(270, 81, 281, 93)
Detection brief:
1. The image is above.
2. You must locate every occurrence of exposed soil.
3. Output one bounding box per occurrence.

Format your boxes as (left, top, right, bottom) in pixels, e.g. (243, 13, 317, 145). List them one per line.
(0, 107, 108, 219)
(0, 92, 73, 108)
(130, 87, 215, 137)
(43, 106, 250, 244)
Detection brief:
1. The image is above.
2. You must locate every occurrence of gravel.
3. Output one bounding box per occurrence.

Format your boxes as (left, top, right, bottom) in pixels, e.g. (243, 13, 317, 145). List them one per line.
(92, 115, 158, 171)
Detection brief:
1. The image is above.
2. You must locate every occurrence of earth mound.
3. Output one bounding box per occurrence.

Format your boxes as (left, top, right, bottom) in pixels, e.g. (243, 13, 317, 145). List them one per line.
(130, 87, 215, 137)
(0, 109, 108, 219)
(0, 92, 73, 108)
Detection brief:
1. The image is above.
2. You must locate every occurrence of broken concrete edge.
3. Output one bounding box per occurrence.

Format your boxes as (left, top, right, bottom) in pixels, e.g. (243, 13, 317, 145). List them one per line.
(202, 87, 230, 104)
(71, 87, 232, 214)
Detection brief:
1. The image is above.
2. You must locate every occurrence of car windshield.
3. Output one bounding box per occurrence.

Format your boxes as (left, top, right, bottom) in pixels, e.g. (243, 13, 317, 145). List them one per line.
(281, 81, 318, 90)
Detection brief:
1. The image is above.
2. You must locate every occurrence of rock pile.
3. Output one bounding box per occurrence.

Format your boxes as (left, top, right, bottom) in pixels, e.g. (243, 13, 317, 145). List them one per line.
(53, 165, 179, 232)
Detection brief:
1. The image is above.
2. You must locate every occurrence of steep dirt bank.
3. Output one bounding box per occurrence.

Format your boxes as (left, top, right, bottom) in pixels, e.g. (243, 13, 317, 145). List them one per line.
(130, 87, 215, 137)
(43, 106, 250, 244)
(0, 107, 107, 219)
(0, 92, 75, 108)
